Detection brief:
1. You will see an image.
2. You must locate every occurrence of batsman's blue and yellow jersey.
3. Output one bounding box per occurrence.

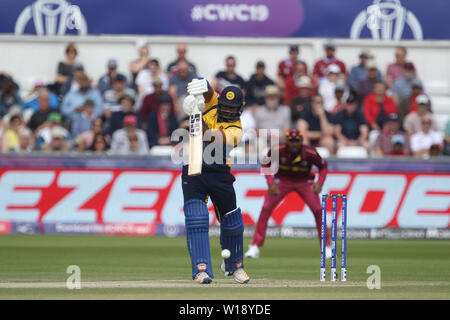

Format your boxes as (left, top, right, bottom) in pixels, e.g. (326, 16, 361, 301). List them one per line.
(202, 93, 242, 168)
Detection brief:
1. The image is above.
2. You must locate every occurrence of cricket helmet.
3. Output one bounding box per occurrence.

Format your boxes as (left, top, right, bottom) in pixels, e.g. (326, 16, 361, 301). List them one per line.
(218, 86, 244, 123)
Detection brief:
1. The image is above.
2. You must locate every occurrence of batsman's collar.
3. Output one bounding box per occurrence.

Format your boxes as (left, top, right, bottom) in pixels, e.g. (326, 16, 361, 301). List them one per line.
(219, 86, 243, 108)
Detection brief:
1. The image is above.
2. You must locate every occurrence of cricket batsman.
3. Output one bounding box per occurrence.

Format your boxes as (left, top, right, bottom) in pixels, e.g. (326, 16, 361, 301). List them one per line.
(181, 78, 250, 284)
(245, 129, 332, 259)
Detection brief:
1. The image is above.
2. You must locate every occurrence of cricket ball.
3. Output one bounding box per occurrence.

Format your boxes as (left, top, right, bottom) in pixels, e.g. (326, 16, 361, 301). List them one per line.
(221, 249, 231, 259)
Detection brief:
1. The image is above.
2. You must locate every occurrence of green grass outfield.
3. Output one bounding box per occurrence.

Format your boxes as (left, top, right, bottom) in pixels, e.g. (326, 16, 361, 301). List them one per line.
(0, 234, 449, 300)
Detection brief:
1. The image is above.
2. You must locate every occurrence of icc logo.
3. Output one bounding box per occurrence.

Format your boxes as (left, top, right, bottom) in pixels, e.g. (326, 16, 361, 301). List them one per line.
(350, 0, 423, 40)
(15, 0, 88, 35)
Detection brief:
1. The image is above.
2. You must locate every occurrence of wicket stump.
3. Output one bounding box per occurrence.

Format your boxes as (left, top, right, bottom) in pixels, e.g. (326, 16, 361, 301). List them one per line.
(320, 194, 347, 282)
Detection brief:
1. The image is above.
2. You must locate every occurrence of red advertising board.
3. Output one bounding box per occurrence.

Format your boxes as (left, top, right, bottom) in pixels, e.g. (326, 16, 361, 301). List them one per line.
(0, 168, 448, 229)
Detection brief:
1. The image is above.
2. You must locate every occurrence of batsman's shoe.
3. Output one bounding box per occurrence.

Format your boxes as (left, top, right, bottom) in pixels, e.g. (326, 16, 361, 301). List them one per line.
(326, 246, 332, 260)
(233, 268, 250, 284)
(195, 272, 212, 284)
(245, 244, 260, 259)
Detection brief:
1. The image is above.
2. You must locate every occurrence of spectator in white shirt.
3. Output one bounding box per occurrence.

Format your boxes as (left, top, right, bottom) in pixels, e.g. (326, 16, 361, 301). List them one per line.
(254, 85, 291, 134)
(253, 85, 291, 148)
(110, 114, 149, 154)
(410, 114, 444, 157)
(135, 59, 169, 99)
(318, 64, 342, 112)
(403, 94, 437, 136)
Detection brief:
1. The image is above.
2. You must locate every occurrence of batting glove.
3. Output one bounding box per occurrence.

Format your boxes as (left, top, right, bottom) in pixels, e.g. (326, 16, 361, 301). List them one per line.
(187, 78, 208, 96)
(183, 95, 205, 114)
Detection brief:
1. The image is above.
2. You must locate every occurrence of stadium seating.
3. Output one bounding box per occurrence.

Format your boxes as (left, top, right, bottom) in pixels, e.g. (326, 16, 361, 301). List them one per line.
(316, 147, 331, 159)
(336, 146, 369, 158)
(148, 145, 173, 157)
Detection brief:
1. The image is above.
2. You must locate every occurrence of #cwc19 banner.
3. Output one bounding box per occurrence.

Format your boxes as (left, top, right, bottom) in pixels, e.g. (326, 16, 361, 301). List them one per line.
(1, 0, 450, 39)
(0, 168, 449, 237)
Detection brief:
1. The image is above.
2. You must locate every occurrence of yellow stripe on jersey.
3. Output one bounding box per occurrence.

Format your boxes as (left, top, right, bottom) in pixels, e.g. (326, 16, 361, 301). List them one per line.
(305, 148, 317, 155)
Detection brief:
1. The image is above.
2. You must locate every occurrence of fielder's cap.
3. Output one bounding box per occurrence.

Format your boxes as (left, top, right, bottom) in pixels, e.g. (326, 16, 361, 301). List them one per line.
(327, 64, 341, 74)
(123, 114, 138, 125)
(265, 85, 281, 96)
(296, 76, 312, 88)
(416, 94, 430, 105)
(73, 62, 84, 70)
(366, 59, 378, 70)
(388, 113, 399, 121)
(48, 112, 62, 123)
(411, 78, 423, 89)
(404, 62, 415, 71)
(51, 126, 66, 138)
(391, 134, 405, 145)
(324, 40, 336, 49)
(346, 94, 357, 104)
(218, 86, 244, 108)
(286, 128, 302, 139)
(107, 59, 118, 68)
(289, 45, 299, 53)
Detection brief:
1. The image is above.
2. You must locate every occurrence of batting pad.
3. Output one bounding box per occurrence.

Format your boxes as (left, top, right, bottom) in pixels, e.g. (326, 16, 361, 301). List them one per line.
(184, 199, 214, 279)
(220, 208, 244, 274)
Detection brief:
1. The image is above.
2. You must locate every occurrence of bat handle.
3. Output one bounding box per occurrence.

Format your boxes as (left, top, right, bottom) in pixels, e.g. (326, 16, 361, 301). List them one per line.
(194, 94, 205, 112)
(194, 94, 205, 103)
(194, 94, 205, 102)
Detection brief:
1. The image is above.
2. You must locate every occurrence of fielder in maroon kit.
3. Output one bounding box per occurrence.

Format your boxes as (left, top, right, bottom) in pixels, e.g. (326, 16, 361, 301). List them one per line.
(245, 129, 332, 259)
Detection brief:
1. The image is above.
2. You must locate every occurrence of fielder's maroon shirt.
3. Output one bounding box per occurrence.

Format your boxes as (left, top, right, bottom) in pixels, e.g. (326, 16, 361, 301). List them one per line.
(262, 143, 328, 185)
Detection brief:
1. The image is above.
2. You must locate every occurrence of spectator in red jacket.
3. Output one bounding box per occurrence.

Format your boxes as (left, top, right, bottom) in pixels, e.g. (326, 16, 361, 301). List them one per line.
(312, 40, 346, 83)
(283, 61, 313, 106)
(363, 81, 397, 131)
(277, 45, 308, 90)
(140, 77, 174, 124)
(147, 95, 178, 147)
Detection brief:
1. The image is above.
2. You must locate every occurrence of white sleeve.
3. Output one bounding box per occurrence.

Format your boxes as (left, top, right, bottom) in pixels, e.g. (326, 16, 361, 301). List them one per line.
(432, 132, 444, 145)
(160, 73, 169, 91)
(135, 70, 149, 86)
(138, 130, 150, 153)
(410, 134, 420, 152)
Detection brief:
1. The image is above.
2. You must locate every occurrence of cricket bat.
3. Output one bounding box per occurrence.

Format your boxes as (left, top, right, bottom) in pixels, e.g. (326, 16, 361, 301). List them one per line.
(188, 95, 204, 176)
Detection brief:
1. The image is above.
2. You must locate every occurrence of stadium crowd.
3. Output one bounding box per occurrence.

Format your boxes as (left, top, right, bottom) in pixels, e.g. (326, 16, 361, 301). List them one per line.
(0, 41, 449, 158)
